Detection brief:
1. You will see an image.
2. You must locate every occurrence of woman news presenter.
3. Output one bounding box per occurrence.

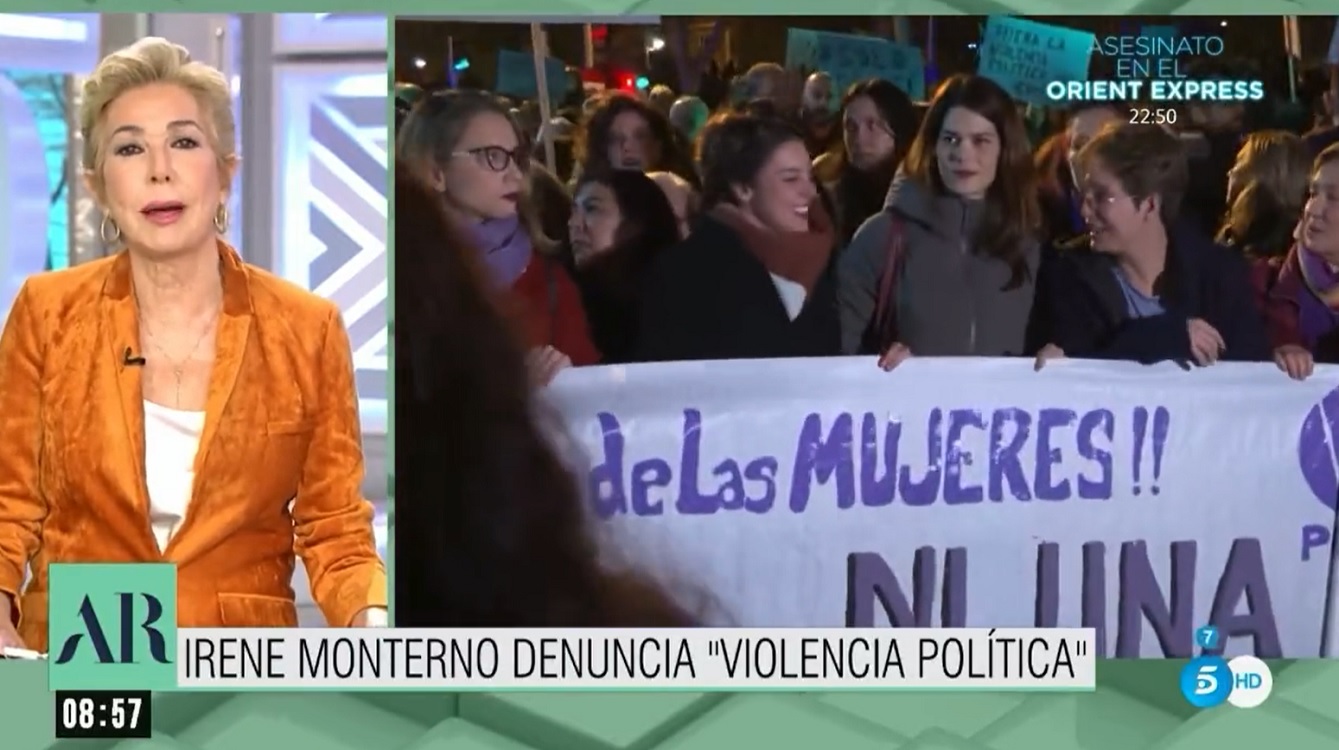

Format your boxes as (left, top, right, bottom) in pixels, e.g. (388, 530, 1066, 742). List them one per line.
(0, 37, 387, 652)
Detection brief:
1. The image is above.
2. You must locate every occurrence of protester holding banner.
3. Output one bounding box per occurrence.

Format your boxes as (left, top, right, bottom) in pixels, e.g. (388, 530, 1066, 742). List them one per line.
(1253, 142, 1339, 377)
(821, 78, 918, 244)
(394, 166, 697, 628)
(635, 113, 840, 362)
(1034, 123, 1270, 368)
(568, 169, 680, 363)
(837, 74, 1042, 365)
(397, 90, 599, 384)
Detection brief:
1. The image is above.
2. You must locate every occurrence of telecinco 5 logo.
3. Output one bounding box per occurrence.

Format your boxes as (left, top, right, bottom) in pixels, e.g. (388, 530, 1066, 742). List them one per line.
(1179, 626, 1273, 709)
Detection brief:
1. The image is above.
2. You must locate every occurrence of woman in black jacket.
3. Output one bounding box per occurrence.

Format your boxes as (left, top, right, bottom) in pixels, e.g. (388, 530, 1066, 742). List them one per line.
(635, 113, 841, 362)
(1032, 122, 1270, 367)
(567, 168, 680, 363)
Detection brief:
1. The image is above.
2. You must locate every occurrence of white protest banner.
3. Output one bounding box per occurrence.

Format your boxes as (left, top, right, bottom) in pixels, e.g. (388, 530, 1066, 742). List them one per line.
(976, 17, 1094, 106)
(547, 358, 1339, 658)
(785, 28, 926, 101)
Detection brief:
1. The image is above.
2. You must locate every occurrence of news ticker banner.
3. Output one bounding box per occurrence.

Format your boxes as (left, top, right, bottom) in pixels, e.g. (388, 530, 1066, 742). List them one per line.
(44, 564, 1093, 691)
(21, 560, 1328, 749)
(8, 553, 1336, 745)
(49, 573, 1095, 690)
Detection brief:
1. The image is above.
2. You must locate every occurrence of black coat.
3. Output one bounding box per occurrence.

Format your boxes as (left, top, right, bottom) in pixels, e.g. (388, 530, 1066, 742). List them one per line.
(577, 279, 640, 365)
(1029, 226, 1270, 365)
(633, 216, 842, 363)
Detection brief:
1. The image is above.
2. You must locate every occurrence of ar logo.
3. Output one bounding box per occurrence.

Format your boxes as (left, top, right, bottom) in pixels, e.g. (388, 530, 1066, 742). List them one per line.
(48, 563, 176, 690)
(54, 592, 170, 665)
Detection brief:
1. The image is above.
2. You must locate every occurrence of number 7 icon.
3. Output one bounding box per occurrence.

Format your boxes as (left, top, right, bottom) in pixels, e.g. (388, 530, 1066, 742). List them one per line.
(1196, 626, 1220, 651)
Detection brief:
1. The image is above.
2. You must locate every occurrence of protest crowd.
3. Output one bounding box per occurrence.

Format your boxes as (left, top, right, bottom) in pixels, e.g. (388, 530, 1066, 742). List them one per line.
(394, 18, 1339, 630)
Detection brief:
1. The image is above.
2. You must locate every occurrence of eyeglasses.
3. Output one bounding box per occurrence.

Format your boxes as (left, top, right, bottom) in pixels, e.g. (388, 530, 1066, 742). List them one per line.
(450, 146, 527, 172)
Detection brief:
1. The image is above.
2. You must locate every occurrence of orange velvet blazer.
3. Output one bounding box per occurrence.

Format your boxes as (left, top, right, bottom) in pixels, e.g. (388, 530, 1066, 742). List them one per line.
(0, 242, 387, 651)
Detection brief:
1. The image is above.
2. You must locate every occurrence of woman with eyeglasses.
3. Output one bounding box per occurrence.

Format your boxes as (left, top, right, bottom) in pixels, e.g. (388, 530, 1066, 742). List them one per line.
(1031, 122, 1269, 368)
(398, 91, 598, 385)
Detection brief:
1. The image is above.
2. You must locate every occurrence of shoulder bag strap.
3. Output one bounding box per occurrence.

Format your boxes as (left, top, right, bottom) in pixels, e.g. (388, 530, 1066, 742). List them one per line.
(872, 214, 907, 350)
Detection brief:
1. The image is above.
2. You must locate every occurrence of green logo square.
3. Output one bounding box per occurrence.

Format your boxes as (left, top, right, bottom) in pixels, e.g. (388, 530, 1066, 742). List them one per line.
(48, 563, 177, 690)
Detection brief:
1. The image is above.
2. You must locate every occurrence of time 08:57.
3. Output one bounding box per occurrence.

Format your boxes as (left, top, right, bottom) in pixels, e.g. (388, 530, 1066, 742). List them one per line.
(55, 690, 152, 739)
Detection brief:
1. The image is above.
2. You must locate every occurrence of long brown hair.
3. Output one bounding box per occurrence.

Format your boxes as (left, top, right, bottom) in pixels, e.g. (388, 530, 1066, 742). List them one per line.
(576, 92, 697, 185)
(902, 74, 1039, 289)
(1217, 130, 1310, 259)
(831, 78, 918, 242)
(394, 164, 696, 627)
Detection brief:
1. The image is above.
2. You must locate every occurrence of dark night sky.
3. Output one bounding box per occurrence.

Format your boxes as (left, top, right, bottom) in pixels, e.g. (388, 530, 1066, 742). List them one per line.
(396, 16, 1335, 98)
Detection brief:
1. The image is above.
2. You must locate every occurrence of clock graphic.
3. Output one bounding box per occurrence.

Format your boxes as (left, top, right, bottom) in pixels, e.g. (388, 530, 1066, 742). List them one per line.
(54, 690, 153, 739)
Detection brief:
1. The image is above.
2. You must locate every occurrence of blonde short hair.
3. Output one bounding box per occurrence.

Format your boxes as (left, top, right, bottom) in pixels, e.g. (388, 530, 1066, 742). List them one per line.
(80, 37, 236, 193)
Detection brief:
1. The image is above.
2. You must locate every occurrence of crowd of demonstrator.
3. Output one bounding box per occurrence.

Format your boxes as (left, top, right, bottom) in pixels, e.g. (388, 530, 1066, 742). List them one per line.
(394, 58, 1339, 626)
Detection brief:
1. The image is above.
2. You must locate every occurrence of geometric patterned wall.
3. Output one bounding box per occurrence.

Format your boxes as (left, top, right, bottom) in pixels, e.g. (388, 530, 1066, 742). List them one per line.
(274, 64, 388, 431)
(265, 17, 389, 623)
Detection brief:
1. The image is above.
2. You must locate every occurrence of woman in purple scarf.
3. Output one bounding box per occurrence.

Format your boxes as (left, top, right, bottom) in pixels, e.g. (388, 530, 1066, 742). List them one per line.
(1254, 143, 1339, 380)
(397, 90, 599, 383)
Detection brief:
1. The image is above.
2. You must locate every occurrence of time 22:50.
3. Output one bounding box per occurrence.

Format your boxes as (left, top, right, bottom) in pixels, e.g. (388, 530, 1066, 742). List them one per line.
(1129, 108, 1179, 126)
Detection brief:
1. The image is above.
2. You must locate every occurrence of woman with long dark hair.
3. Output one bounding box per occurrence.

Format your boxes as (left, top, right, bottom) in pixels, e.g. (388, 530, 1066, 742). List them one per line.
(822, 78, 918, 245)
(575, 93, 698, 186)
(568, 169, 681, 363)
(394, 165, 696, 626)
(837, 74, 1043, 365)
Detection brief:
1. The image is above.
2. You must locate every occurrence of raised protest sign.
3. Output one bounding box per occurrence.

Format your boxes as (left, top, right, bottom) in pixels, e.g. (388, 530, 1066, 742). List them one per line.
(977, 17, 1094, 106)
(548, 358, 1339, 658)
(495, 48, 568, 105)
(785, 28, 926, 102)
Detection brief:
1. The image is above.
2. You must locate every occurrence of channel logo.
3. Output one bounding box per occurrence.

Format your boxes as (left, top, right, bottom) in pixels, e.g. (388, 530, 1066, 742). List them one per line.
(1179, 626, 1273, 709)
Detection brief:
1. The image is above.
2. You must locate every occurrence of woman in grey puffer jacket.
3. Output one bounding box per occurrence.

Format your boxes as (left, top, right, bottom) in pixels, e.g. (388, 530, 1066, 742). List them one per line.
(837, 74, 1044, 367)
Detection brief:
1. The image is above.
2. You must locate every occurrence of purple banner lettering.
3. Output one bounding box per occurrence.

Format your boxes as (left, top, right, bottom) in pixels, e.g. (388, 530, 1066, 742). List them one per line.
(587, 406, 1170, 517)
(845, 538, 1281, 657)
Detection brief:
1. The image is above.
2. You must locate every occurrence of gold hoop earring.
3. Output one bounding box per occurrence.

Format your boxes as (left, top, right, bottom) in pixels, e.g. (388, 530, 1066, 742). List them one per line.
(100, 214, 121, 245)
(214, 204, 229, 234)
